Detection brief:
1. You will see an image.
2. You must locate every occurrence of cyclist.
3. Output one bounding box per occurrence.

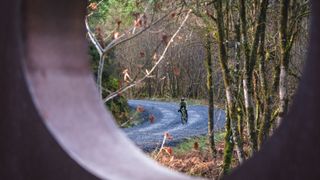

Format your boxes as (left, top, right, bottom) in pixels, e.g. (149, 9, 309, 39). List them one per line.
(178, 97, 188, 119)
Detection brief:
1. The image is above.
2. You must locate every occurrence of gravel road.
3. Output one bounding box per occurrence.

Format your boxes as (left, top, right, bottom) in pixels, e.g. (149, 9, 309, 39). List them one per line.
(122, 100, 226, 152)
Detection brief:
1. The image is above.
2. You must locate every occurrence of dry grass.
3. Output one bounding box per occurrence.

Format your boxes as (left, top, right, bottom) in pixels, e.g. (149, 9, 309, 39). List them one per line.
(150, 141, 226, 179)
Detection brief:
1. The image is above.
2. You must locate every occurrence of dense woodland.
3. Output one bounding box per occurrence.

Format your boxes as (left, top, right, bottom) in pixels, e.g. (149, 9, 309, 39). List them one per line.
(86, 0, 310, 178)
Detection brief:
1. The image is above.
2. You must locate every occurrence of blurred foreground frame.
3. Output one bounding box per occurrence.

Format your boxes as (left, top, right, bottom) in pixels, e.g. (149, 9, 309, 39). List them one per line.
(0, 0, 319, 179)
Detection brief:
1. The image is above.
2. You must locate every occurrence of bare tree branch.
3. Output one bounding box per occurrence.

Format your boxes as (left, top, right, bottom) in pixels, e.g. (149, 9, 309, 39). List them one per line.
(103, 9, 193, 102)
(103, 9, 175, 53)
(85, 17, 103, 56)
(86, 2, 177, 98)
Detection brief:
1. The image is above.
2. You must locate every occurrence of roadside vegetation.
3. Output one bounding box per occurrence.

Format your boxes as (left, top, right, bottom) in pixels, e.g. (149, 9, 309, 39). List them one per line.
(151, 132, 233, 178)
(173, 132, 225, 155)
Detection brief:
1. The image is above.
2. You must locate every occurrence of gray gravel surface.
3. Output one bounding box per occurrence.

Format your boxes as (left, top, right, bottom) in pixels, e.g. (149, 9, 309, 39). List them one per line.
(122, 100, 226, 152)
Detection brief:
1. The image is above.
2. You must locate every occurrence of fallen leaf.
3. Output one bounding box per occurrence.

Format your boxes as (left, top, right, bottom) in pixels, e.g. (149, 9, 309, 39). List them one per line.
(149, 114, 155, 123)
(136, 105, 144, 113)
(163, 147, 173, 156)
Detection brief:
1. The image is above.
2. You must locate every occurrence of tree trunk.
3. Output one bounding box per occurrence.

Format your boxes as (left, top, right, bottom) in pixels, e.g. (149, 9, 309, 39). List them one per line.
(239, 0, 257, 153)
(257, 6, 272, 147)
(214, 0, 246, 163)
(239, 0, 269, 153)
(277, 0, 290, 127)
(222, 105, 234, 175)
(205, 34, 216, 157)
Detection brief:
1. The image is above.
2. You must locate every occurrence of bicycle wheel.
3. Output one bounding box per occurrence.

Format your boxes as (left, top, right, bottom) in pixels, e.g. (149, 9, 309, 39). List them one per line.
(181, 109, 187, 124)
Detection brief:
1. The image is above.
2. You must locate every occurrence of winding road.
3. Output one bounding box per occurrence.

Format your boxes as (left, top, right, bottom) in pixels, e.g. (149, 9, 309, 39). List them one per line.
(122, 100, 226, 152)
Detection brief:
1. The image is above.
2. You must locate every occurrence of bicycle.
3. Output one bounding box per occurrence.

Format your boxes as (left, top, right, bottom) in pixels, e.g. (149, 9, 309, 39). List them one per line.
(179, 108, 188, 124)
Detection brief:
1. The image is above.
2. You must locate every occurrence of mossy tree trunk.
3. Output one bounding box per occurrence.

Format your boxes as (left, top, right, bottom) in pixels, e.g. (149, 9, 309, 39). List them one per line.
(257, 17, 273, 147)
(205, 33, 216, 157)
(214, 0, 246, 163)
(222, 105, 234, 175)
(239, 0, 269, 153)
(239, 0, 256, 153)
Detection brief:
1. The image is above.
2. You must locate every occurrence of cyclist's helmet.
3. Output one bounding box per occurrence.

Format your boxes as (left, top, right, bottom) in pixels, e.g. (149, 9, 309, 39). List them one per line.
(181, 97, 185, 101)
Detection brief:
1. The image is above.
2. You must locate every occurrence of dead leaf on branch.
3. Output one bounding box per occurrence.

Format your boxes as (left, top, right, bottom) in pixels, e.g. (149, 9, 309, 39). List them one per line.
(134, 19, 142, 28)
(122, 69, 132, 82)
(88, 3, 98, 11)
(162, 34, 169, 45)
(152, 53, 158, 61)
(114, 32, 120, 39)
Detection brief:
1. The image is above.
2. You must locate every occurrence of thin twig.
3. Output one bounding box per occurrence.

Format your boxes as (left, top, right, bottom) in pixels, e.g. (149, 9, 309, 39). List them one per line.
(155, 134, 167, 159)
